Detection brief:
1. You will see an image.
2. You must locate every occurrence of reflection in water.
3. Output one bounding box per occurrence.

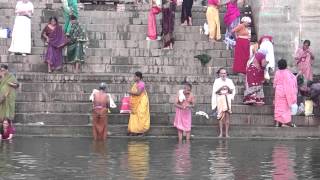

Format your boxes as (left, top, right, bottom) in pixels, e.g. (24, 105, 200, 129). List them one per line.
(127, 141, 150, 180)
(272, 144, 297, 180)
(88, 140, 108, 178)
(208, 140, 235, 180)
(174, 141, 192, 177)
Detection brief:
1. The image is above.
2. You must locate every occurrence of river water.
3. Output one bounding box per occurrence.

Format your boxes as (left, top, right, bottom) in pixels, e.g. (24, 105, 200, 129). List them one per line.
(0, 137, 319, 180)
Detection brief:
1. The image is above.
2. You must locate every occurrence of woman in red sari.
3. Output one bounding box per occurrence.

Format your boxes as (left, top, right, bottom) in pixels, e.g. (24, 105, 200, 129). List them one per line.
(243, 50, 268, 105)
(232, 16, 251, 74)
(0, 119, 15, 140)
(162, 0, 176, 49)
(295, 40, 315, 81)
(41, 17, 68, 73)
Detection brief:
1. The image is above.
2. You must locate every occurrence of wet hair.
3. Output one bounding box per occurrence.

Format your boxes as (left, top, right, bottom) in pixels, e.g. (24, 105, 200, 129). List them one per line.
(277, 59, 287, 70)
(99, 82, 107, 90)
(303, 40, 311, 46)
(135, 71, 143, 79)
(49, 16, 58, 24)
(184, 82, 192, 90)
(217, 67, 227, 75)
(1, 118, 12, 134)
(70, 15, 77, 21)
(0, 64, 8, 70)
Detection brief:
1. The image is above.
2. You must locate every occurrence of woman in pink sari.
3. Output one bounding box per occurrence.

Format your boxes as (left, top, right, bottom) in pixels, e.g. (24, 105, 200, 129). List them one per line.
(174, 82, 195, 142)
(295, 40, 315, 81)
(147, 0, 161, 40)
(273, 59, 297, 127)
(0, 119, 15, 140)
(223, 0, 240, 49)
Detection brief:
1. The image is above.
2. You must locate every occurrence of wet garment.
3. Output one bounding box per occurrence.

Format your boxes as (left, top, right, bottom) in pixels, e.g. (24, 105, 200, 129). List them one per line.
(212, 78, 235, 120)
(0, 74, 18, 121)
(174, 90, 195, 132)
(92, 108, 108, 140)
(128, 81, 150, 133)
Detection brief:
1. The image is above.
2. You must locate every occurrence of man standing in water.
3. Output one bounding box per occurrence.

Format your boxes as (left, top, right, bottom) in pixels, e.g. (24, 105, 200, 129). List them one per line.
(0, 64, 19, 122)
(211, 68, 236, 138)
(92, 83, 109, 140)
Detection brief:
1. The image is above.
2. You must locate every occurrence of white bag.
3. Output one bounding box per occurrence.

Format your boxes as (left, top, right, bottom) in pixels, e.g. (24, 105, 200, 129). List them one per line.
(0, 28, 8, 38)
(203, 23, 209, 35)
(291, 103, 298, 115)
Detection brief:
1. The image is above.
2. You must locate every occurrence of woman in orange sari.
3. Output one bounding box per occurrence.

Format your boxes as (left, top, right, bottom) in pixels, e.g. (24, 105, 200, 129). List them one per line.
(127, 72, 150, 136)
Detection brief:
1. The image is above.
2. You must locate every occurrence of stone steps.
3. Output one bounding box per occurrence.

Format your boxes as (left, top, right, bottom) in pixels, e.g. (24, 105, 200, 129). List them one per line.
(16, 91, 274, 104)
(1, 54, 232, 67)
(14, 112, 318, 126)
(0, 46, 232, 58)
(1, 38, 228, 50)
(15, 101, 274, 114)
(14, 124, 320, 138)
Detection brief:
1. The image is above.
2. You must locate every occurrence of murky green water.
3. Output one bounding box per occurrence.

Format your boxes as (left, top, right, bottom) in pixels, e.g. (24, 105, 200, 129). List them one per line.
(0, 137, 320, 180)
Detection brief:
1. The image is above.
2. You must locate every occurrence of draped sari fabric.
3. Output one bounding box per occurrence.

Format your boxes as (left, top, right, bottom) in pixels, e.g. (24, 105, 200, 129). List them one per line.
(206, 4, 221, 40)
(0, 74, 18, 121)
(128, 81, 150, 133)
(295, 47, 313, 81)
(62, 0, 78, 34)
(274, 69, 297, 124)
(42, 24, 67, 70)
(66, 22, 87, 64)
(224, 1, 240, 49)
(147, 6, 161, 40)
(243, 52, 266, 105)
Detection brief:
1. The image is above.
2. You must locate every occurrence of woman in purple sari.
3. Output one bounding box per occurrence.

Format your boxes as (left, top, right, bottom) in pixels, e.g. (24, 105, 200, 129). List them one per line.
(41, 17, 67, 73)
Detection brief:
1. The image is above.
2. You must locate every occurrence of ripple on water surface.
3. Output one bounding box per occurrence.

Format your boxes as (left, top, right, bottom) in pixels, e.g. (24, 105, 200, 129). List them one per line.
(0, 137, 320, 179)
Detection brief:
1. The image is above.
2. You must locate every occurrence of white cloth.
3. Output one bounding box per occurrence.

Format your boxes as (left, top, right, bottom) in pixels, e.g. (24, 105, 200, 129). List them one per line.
(178, 89, 186, 103)
(8, 1, 34, 54)
(89, 89, 117, 108)
(211, 78, 236, 110)
(259, 39, 275, 71)
(195, 111, 209, 119)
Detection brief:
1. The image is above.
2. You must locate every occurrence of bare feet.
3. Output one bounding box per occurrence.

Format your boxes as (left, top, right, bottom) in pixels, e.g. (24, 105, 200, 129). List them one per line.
(218, 134, 223, 138)
(226, 135, 230, 138)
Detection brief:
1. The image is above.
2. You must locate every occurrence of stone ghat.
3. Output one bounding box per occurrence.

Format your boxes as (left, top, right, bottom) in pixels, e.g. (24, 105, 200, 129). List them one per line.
(0, 2, 315, 138)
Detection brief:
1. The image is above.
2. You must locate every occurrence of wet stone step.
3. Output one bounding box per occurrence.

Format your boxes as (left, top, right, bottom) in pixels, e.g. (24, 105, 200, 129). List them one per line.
(14, 113, 318, 126)
(14, 124, 320, 138)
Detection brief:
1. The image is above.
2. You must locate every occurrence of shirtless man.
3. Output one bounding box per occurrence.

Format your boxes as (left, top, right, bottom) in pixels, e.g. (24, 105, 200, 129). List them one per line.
(92, 83, 109, 140)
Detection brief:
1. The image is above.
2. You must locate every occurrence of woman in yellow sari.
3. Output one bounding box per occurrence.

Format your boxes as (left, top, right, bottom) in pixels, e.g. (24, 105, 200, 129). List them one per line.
(127, 72, 150, 136)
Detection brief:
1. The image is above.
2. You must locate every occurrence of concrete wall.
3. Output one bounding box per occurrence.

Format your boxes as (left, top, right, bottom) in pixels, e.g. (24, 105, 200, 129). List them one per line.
(248, 0, 320, 73)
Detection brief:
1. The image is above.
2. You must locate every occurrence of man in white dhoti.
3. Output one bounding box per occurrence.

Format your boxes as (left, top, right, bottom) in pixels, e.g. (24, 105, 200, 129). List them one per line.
(8, 0, 34, 56)
(212, 68, 236, 138)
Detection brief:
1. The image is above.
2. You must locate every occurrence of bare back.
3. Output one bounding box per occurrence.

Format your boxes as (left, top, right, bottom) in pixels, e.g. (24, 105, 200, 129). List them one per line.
(93, 91, 109, 109)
